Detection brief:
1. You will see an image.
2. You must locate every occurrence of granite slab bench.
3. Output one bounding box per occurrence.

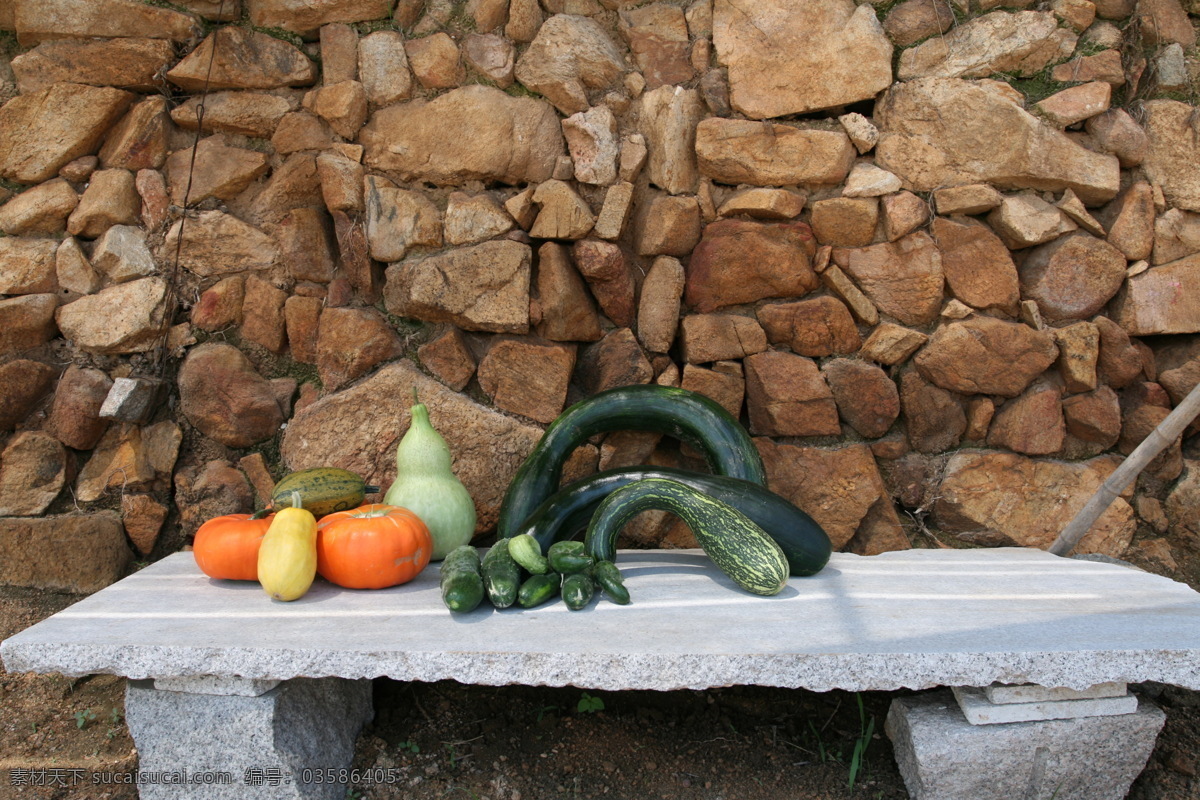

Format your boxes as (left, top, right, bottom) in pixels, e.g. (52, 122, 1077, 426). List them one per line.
(4, 547, 1200, 800)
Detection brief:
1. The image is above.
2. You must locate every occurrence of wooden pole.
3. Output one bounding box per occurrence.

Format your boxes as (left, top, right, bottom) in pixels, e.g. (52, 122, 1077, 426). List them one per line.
(1049, 380, 1200, 556)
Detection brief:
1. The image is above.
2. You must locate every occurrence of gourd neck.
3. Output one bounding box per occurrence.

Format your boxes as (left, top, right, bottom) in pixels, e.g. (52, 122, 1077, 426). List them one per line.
(395, 403, 453, 474)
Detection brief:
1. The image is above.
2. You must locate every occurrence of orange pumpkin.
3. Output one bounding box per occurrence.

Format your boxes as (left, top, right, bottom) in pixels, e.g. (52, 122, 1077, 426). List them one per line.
(316, 504, 433, 589)
(193, 513, 275, 581)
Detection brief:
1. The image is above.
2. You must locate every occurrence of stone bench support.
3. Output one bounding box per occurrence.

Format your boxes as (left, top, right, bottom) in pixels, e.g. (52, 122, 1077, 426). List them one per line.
(125, 677, 372, 800)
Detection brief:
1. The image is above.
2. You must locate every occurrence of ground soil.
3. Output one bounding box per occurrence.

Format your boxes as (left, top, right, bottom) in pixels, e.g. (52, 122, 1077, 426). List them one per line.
(3, 566, 1200, 800)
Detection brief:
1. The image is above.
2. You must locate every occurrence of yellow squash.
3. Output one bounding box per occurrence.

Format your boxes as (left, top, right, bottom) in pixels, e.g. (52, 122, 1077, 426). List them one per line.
(257, 507, 318, 602)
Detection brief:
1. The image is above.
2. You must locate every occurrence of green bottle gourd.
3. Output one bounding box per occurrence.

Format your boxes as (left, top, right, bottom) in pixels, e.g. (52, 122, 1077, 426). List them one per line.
(384, 398, 476, 561)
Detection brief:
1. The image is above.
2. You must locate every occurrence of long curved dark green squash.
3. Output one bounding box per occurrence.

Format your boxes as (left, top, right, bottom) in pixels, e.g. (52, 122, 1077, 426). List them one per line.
(584, 478, 790, 596)
(497, 385, 767, 539)
(508, 466, 831, 577)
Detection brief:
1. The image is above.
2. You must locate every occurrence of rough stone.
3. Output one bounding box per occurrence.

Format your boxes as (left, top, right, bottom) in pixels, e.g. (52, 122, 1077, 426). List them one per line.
(164, 211, 279, 277)
(680, 363, 743, 420)
(717, 188, 807, 220)
(0, 296, 60, 358)
(838, 112, 879, 155)
(530, 180, 595, 240)
(319, 23, 359, 85)
(914, 316, 1059, 397)
(11, 37, 174, 94)
(56, 278, 166, 354)
(823, 359, 899, 439)
(303, 80, 368, 140)
(593, 182, 635, 240)
(315, 153, 364, 215)
(744, 351, 840, 438)
(0, 237, 60, 295)
(240, 277, 288, 354)
(638, 86, 703, 195)
(365, 177, 443, 262)
(756, 439, 891, 550)
(1056, 188, 1107, 237)
(91, 225, 156, 284)
(135, 169, 170, 232)
(477, 337, 576, 424)
(634, 194, 700, 257)
(165, 136, 269, 207)
(875, 78, 1120, 206)
(811, 197, 879, 248)
(276, 208, 335, 285)
(821, 266, 880, 326)
(0, 431, 66, 516)
(1141, 100, 1200, 213)
(882, 191, 929, 242)
(713, 0, 892, 119)
(73, 420, 180, 503)
(178, 343, 286, 448)
(619, 2, 691, 90)
(172, 91, 296, 139)
(361, 86, 563, 185)
(462, 32, 516, 89)
(562, 105, 619, 186)
(404, 33, 463, 91)
(577, 328, 654, 395)
(315, 307, 403, 392)
(1051, 49, 1125, 86)
(0, 512, 130, 593)
(1094, 315, 1144, 388)
(695, 118, 856, 187)
(443, 192, 513, 246)
(513, 14, 625, 116)
(167, 26, 316, 91)
(679, 313, 767, 364)
(246, 0, 391, 33)
(1110, 253, 1200, 335)
(1054, 321, 1100, 393)
(1134, 0, 1196, 47)
(758, 297, 861, 358)
(1019, 232, 1126, 323)
(988, 193, 1077, 249)
(1062, 385, 1122, 446)
(900, 370, 966, 453)
(67, 169, 139, 239)
(884, 0, 955, 46)
(417, 327, 477, 392)
(533, 242, 602, 342)
(12, 0, 199, 45)
(898, 11, 1077, 80)
(506, 0, 545, 42)
(1153, 209, 1200, 266)
(358, 31, 413, 108)
(1034, 81, 1112, 128)
(1101, 181, 1156, 262)
(384, 240, 532, 334)
(1085, 108, 1148, 170)
(174, 460, 254, 538)
(843, 163, 903, 198)
(283, 295, 321, 365)
(271, 112, 333, 155)
(43, 365, 110, 450)
(933, 450, 1134, 554)
(887, 691, 1163, 800)
(121, 493, 169, 556)
(0, 83, 133, 184)
(987, 380, 1065, 455)
(860, 323, 928, 366)
(836, 232, 945, 327)
(932, 184, 1003, 216)
(686, 219, 818, 313)
(931, 216, 1019, 314)
(0, 179, 78, 236)
(567, 240, 632, 329)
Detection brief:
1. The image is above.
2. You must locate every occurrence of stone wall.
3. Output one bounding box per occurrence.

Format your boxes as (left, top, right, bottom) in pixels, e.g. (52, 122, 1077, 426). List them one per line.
(0, 0, 1198, 590)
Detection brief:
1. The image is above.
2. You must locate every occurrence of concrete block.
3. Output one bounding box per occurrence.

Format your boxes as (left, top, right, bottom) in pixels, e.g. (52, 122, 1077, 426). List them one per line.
(985, 681, 1127, 704)
(125, 677, 373, 800)
(953, 685, 1138, 724)
(886, 689, 1165, 800)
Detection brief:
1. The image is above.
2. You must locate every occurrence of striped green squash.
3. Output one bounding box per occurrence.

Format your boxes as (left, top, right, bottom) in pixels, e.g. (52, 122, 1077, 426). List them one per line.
(583, 478, 789, 597)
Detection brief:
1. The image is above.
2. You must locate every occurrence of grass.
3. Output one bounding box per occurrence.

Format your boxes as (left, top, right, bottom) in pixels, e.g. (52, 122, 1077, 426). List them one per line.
(847, 693, 876, 790)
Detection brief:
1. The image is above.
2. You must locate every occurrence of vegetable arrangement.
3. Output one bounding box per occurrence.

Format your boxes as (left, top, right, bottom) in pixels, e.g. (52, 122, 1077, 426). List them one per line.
(191, 396, 459, 601)
(191, 383, 832, 611)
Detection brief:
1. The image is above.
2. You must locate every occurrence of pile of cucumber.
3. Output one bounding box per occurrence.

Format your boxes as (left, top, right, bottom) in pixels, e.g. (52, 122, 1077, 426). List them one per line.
(440, 535, 629, 613)
(442, 385, 835, 613)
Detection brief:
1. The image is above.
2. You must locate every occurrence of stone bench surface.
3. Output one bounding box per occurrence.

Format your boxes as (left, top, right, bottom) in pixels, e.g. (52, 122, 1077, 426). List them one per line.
(4, 547, 1200, 693)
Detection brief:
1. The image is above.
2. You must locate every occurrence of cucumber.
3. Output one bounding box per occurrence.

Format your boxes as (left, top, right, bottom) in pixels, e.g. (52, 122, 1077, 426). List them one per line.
(269, 467, 379, 519)
(481, 539, 521, 609)
(440, 545, 484, 612)
(547, 541, 593, 574)
(517, 573, 560, 608)
(584, 478, 789, 597)
(509, 533, 549, 575)
(562, 572, 595, 610)
(511, 466, 832, 577)
(592, 560, 630, 605)
(498, 386, 767, 539)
